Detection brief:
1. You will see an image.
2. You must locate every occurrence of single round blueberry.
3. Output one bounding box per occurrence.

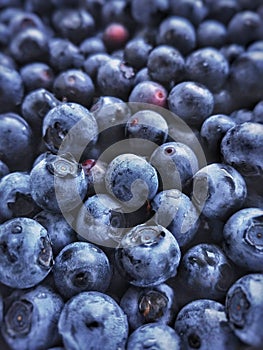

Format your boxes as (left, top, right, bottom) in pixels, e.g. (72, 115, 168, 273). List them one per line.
(42, 102, 98, 156)
(2, 285, 63, 350)
(83, 53, 111, 80)
(0, 112, 34, 172)
(75, 193, 126, 248)
(185, 47, 229, 92)
(58, 291, 128, 350)
(253, 100, 263, 124)
(0, 161, 9, 180)
(115, 224, 181, 287)
(225, 273, 263, 347)
(30, 152, 87, 213)
(222, 208, 263, 272)
(128, 81, 167, 107)
(103, 22, 129, 52)
(20, 62, 54, 92)
(53, 241, 112, 299)
(174, 299, 241, 350)
(170, 0, 208, 26)
(0, 217, 53, 289)
(221, 122, 263, 179)
(124, 38, 153, 69)
(120, 283, 177, 330)
(147, 45, 185, 85)
(127, 323, 181, 350)
(191, 163, 247, 221)
(105, 153, 159, 210)
(151, 189, 200, 248)
(8, 11, 47, 37)
(150, 142, 199, 191)
(168, 81, 214, 127)
(196, 20, 227, 48)
(157, 16, 196, 55)
(178, 243, 235, 300)
(79, 36, 106, 58)
(125, 109, 168, 156)
(53, 69, 95, 108)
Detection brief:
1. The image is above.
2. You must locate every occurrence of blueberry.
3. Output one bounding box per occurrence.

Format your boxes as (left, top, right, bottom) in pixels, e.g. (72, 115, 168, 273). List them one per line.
(174, 299, 241, 350)
(97, 58, 135, 100)
(53, 69, 95, 108)
(115, 224, 181, 287)
(48, 38, 84, 71)
(83, 53, 111, 80)
(20, 62, 54, 92)
(101, 0, 134, 29)
(120, 283, 177, 330)
(34, 211, 76, 256)
(178, 243, 235, 301)
(21, 88, 60, 137)
(150, 142, 199, 191)
(133, 67, 151, 84)
(0, 172, 40, 223)
(200, 114, 236, 162)
(230, 108, 255, 124)
(53, 241, 112, 299)
(127, 323, 181, 350)
(196, 20, 227, 47)
(247, 40, 263, 52)
(79, 36, 106, 58)
(124, 38, 153, 70)
(253, 100, 263, 124)
(42, 102, 98, 156)
(191, 163, 247, 221)
(222, 208, 263, 272)
(0, 112, 34, 172)
(103, 22, 129, 52)
(147, 45, 185, 85)
(105, 153, 159, 210)
(9, 27, 49, 64)
(151, 189, 200, 248)
(168, 81, 214, 127)
(225, 273, 263, 347)
(0, 161, 9, 180)
(0, 52, 16, 69)
(170, 0, 208, 26)
(157, 16, 196, 55)
(52, 8, 95, 45)
(227, 11, 263, 46)
(185, 47, 229, 92)
(58, 291, 128, 350)
(0, 65, 24, 113)
(82, 158, 108, 196)
(130, 0, 169, 26)
(125, 109, 168, 156)
(205, 0, 240, 25)
(76, 193, 126, 248)
(30, 152, 87, 213)
(128, 80, 168, 107)
(0, 217, 53, 288)
(2, 285, 63, 350)
(220, 43, 245, 64)
(221, 122, 263, 179)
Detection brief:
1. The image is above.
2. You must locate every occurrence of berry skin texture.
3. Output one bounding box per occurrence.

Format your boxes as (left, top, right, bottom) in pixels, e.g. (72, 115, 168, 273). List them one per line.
(191, 163, 247, 221)
(168, 81, 214, 127)
(225, 273, 263, 347)
(0, 217, 53, 289)
(53, 242, 112, 299)
(58, 291, 129, 350)
(105, 153, 159, 210)
(2, 285, 64, 350)
(222, 208, 263, 272)
(128, 81, 167, 107)
(174, 299, 242, 350)
(115, 224, 181, 287)
(127, 323, 181, 350)
(221, 122, 263, 179)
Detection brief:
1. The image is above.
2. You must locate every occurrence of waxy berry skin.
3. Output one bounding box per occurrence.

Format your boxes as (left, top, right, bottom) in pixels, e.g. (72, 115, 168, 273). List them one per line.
(115, 224, 181, 287)
(225, 273, 263, 347)
(2, 285, 63, 350)
(58, 291, 129, 350)
(222, 208, 263, 272)
(0, 217, 53, 289)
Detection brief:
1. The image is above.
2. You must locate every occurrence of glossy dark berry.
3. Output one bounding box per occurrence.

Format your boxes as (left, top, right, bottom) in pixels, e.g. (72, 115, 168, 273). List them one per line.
(20, 62, 54, 92)
(79, 36, 106, 57)
(124, 38, 152, 70)
(196, 20, 227, 47)
(0, 217, 53, 289)
(128, 81, 167, 107)
(103, 22, 129, 52)
(83, 53, 111, 80)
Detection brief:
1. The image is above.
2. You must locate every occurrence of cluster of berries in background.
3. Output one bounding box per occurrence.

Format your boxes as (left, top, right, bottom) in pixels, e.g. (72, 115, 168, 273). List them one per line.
(0, 0, 263, 349)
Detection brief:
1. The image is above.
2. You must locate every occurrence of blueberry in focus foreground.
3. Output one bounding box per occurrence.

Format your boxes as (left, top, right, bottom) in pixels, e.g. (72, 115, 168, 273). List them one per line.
(225, 273, 263, 347)
(58, 291, 128, 350)
(0, 217, 53, 289)
(115, 224, 181, 287)
(2, 285, 63, 350)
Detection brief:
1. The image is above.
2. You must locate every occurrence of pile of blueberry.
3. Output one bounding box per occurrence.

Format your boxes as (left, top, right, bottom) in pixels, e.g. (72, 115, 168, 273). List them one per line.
(0, 0, 263, 349)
